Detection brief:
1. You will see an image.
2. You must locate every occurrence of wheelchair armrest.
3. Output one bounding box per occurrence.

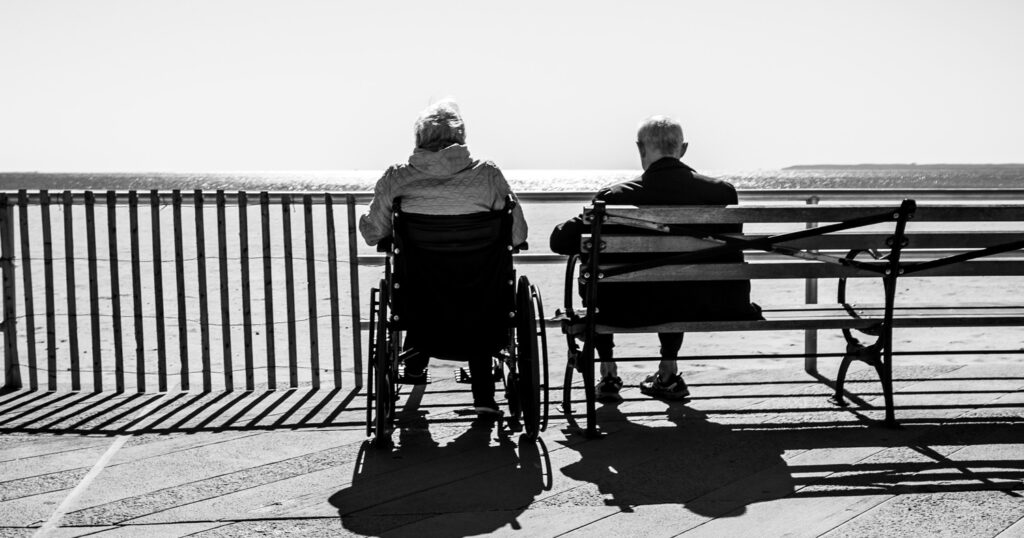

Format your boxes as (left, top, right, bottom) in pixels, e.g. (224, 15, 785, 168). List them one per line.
(375, 238, 393, 253)
(563, 254, 580, 319)
(512, 241, 529, 253)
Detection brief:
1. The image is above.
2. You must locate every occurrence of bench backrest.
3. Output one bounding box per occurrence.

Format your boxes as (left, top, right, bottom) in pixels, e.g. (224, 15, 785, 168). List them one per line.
(580, 201, 1024, 283)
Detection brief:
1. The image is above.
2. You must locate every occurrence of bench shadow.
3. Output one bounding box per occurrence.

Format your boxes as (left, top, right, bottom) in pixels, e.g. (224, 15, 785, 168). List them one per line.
(330, 395, 552, 537)
(557, 400, 1024, 521)
(560, 403, 794, 518)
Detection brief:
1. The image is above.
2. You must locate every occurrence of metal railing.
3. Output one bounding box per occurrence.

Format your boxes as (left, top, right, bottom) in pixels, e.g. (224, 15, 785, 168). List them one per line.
(3, 187, 1024, 393)
(1, 190, 363, 393)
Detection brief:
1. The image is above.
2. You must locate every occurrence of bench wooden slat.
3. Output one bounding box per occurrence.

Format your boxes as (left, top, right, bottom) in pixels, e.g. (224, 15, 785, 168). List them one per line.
(905, 258, 1024, 277)
(588, 232, 1024, 254)
(602, 204, 903, 224)
(596, 203, 1024, 225)
(912, 204, 1024, 222)
(598, 261, 886, 282)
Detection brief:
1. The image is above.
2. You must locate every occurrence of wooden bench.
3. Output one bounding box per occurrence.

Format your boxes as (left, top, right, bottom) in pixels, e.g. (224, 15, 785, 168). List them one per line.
(559, 200, 1024, 436)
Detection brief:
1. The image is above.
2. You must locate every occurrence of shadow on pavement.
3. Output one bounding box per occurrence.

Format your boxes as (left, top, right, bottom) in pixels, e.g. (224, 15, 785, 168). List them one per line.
(330, 408, 552, 537)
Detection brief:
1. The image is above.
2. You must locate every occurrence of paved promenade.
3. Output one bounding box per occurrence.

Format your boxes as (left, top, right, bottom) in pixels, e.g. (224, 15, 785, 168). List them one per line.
(2, 357, 1023, 537)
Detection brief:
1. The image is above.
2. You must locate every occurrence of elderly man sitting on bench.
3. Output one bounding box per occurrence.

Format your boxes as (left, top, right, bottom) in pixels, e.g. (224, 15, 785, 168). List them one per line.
(550, 115, 761, 402)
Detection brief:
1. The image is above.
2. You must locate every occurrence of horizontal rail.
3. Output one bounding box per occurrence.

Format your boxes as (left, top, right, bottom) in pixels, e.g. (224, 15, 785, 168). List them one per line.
(364, 189, 1024, 205)
(0, 190, 356, 206)
(6, 188, 1024, 207)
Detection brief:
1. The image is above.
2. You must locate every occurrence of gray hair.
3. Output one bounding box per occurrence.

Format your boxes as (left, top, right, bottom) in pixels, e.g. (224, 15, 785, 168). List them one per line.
(637, 115, 685, 155)
(414, 99, 466, 151)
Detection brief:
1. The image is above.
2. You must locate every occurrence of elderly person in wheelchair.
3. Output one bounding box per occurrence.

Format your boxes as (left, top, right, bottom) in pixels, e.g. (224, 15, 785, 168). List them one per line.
(360, 99, 546, 441)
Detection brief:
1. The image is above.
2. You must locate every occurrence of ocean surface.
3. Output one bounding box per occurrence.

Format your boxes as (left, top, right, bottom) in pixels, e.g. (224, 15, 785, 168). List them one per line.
(2, 164, 1024, 192)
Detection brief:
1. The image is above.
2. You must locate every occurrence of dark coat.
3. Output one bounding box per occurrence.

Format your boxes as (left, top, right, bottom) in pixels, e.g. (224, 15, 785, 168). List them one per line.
(549, 157, 761, 327)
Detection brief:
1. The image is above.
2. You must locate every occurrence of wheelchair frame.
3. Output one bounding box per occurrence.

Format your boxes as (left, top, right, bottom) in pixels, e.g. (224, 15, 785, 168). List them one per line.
(366, 199, 549, 446)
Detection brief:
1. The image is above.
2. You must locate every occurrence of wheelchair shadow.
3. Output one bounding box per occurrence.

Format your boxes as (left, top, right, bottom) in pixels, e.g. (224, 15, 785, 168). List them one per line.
(558, 403, 793, 518)
(330, 391, 553, 537)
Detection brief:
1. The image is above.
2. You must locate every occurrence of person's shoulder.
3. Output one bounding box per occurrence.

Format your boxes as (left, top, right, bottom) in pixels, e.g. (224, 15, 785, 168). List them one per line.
(471, 159, 504, 176)
(692, 171, 738, 195)
(595, 177, 643, 201)
(380, 162, 411, 179)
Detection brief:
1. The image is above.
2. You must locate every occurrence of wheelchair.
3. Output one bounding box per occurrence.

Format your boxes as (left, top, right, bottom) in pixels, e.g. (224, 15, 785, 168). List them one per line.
(366, 196, 549, 445)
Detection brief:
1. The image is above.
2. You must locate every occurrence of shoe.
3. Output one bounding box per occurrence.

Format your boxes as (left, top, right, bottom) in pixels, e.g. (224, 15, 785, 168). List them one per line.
(596, 375, 623, 403)
(639, 373, 690, 401)
(473, 398, 503, 418)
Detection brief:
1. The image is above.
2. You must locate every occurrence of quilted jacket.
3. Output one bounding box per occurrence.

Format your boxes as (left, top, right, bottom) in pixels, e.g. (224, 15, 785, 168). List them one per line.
(359, 144, 528, 247)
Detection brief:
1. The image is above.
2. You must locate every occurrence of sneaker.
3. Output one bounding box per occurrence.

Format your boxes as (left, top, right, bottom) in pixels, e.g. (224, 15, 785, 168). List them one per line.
(596, 375, 623, 403)
(639, 373, 690, 401)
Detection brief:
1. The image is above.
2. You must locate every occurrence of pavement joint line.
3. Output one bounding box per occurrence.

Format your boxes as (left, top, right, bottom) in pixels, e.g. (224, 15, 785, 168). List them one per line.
(993, 514, 1024, 538)
(788, 376, 1024, 538)
(33, 388, 177, 538)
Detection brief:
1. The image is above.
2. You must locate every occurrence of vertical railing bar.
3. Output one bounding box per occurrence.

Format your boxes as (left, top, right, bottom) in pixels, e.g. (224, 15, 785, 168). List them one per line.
(804, 195, 820, 375)
(195, 190, 212, 391)
(107, 191, 125, 393)
(346, 194, 363, 389)
(129, 191, 146, 392)
(238, 192, 254, 391)
(151, 191, 168, 392)
(17, 191, 38, 390)
(216, 190, 233, 392)
(85, 192, 101, 391)
(303, 195, 320, 389)
(41, 190, 57, 391)
(1, 194, 21, 390)
(63, 191, 81, 391)
(260, 192, 276, 390)
(172, 191, 189, 391)
(282, 194, 298, 388)
(325, 194, 342, 389)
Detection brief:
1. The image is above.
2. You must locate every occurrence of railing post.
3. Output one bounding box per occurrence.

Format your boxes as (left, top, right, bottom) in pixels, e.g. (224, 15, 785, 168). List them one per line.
(1, 194, 21, 390)
(347, 194, 363, 389)
(804, 195, 820, 375)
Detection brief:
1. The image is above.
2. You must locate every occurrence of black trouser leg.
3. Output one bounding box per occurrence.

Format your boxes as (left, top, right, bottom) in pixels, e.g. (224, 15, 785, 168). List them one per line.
(595, 333, 615, 378)
(658, 333, 684, 357)
(468, 355, 496, 408)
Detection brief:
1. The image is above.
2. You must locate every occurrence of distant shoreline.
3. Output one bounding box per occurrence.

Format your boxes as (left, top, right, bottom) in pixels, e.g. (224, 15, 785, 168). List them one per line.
(783, 163, 1024, 170)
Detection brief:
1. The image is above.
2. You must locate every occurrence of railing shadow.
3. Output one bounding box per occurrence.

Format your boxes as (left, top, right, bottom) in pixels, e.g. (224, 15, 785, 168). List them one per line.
(0, 386, 365, 435)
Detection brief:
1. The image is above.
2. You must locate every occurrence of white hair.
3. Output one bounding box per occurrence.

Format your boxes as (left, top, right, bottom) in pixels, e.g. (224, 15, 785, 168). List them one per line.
(414, 98, 466, 151)
(637, 115, 685, 155)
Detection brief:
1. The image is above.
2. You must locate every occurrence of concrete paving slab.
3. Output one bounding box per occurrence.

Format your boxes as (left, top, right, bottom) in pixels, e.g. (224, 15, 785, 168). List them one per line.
(0, 490, 67, 527)
(4, 357, 1023, 537)
(998, 516, 1024, 538)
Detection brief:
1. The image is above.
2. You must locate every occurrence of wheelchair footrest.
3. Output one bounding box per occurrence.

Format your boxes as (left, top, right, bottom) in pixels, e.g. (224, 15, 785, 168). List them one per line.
(396, 366, 431, 385)
(454, 366, 504, 385)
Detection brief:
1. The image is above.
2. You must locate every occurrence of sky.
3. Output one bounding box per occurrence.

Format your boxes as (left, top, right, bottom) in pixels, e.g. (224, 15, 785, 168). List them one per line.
(1, 0, 1023, 172)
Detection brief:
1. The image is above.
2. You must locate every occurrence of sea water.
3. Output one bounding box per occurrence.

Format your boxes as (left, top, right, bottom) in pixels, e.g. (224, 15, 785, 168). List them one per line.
(2, 164, 1024, 192)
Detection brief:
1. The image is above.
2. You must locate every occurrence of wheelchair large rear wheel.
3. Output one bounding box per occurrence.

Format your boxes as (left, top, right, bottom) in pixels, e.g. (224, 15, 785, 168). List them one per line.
(515, 275, 548, 439)
(371, 280, 396, 445)
(365, 288, 379, 438)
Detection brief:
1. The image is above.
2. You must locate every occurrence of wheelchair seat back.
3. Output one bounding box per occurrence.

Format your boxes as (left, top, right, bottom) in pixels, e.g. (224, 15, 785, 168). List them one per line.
(390, 198, 516, 360)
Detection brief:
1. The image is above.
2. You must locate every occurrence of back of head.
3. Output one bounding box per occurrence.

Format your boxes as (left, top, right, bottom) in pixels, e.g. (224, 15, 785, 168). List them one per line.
(637, 115, 685, 156)
(414, 98, 466, 151)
